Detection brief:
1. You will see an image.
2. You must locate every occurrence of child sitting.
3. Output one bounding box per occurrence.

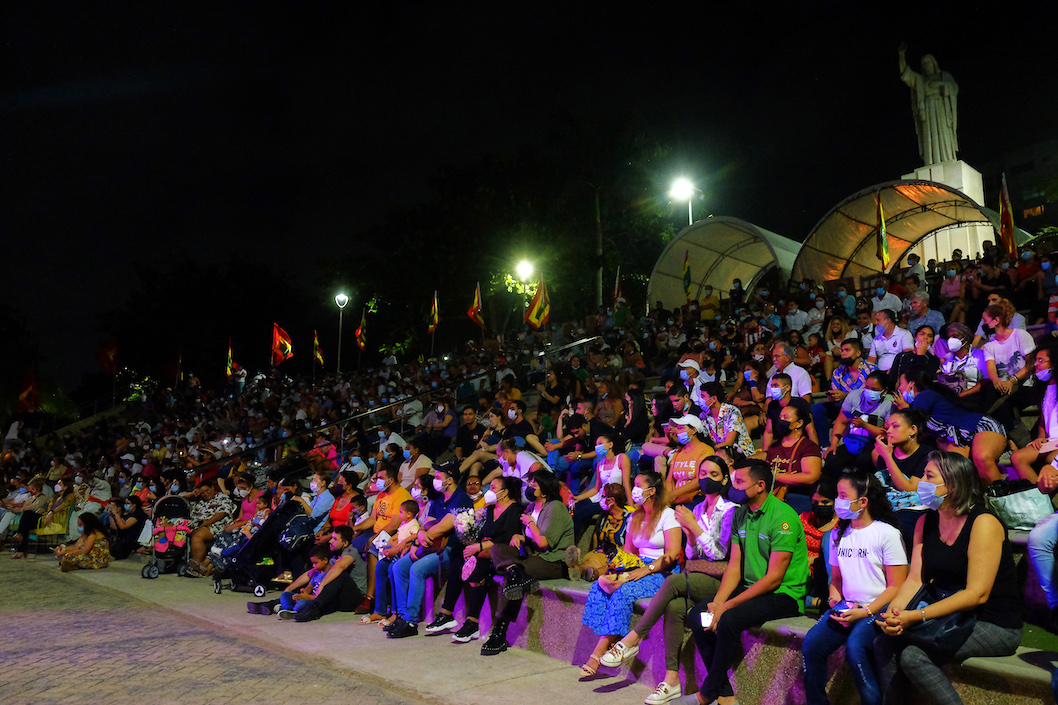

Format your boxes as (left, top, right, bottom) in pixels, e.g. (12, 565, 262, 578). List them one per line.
(394, 499, 420, 548)
(241, 492, 272, 539)
(276, 544, 334, 619)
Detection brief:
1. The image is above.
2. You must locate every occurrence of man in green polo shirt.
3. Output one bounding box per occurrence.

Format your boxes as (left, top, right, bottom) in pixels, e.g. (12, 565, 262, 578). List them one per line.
(681, 459, 808, 705)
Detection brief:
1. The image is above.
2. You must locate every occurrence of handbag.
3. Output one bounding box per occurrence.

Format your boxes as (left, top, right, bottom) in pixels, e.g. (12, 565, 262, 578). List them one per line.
(901, 583, 977, 657)
(278, 515, 314, 550)
(985, 479, 1054, 531)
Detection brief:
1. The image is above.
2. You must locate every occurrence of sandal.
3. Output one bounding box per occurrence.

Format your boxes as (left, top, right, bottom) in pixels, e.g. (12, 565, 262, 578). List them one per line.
(579, 655, 601, 677)
(379, 616, 396, 629)
(360, 613, 385, 625)
(12, 552, 25, 560)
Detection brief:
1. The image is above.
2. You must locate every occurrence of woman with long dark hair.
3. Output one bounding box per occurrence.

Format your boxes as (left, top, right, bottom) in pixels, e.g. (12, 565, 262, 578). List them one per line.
(802, 471, 908, 705)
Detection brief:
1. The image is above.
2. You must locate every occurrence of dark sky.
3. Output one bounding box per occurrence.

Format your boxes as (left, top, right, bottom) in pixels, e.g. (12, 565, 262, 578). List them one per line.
(3, 3, 1055, 390)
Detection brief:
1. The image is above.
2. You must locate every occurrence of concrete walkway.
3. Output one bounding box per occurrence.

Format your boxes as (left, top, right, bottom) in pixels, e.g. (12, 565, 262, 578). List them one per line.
(61, 558, 654, 705)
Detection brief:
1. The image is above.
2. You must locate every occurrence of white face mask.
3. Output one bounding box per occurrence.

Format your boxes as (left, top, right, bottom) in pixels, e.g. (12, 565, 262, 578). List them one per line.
(599, 497, 612, 511)
(483, 489, 499, 505)
(1038, 368, 1053, 382)
(410, 487, 423, 501)
(946, 337, 964, 352)
(630, 487, 648, 505)
(432, 476, 445, 492)
(507, 409, 517, 420)
(235, 488, 249, 498)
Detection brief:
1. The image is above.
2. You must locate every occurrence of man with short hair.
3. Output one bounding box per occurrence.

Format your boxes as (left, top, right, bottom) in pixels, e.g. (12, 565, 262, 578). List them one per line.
(768, 343, 812, 402)
(454, 406, 485, 462)
(811, 338, 877, 444)
(784, 300, 809, 333)
(852, 310, 875, 351)
(351, 466, 411, 613)
(871, 280, 903, 312)
(681, 460, 808, 705)
(867, 310, 913, 372)
(762, 373, 817, 450)
(906, 291, 945, 336)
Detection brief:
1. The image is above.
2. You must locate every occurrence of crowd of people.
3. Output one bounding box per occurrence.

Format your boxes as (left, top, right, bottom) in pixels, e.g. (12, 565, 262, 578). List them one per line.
(3, 238, 1058, 705)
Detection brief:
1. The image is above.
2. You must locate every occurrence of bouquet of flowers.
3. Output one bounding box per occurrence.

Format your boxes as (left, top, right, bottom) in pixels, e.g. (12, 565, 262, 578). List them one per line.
(453, 507, 485, 545)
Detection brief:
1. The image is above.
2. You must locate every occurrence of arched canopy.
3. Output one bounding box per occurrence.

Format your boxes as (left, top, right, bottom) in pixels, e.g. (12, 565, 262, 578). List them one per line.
(647, 216, 800, 308)
(791, 180, 1027, 283)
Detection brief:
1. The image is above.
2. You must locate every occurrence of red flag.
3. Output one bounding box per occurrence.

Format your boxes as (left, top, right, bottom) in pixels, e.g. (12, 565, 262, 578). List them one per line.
(467, 283, 486, 329)
(524, 276, 551, 329)
(97, 337, 119, 376)
(16, 368, 39, 413)
(428, 291, 440, 334)
(272, 324, 293, 365)
(355, 309, 367, 351)
(998, 173, 1017, 260)
(613, 265, 623, 308)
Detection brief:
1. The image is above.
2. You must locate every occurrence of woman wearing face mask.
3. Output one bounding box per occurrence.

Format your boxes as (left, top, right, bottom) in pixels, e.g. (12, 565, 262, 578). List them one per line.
(765, 405, 823, 515)
(107, 495, 149, 560)
(454, 476, 526, 647)
(579, 471, 682, 677)
(875, 451, 1022, 705)
(1012, 346, 1058, 484)
(639, 394, 679, 473)
(54, 512, 110, 572)
(397, 438, 434, 491)
(307, 471, 335, 540)
(564, 484, 635, 581)
(896, 369, 1007, 486)
(664, 416, 715, 508)
(481, 438, 549, 496)
(322, 470, 363, 534)
(597, 458, 736, 704)
(186, 481, 238, 576)
(459, 408, 505, 477)
(823, 317, 852, 380)
(10, 478, 75, 559)
(825, 371, 894, 475)
(571, 432, 634, 538)
(939, 263, 966, 320)
(729, 360, 767, 434)
(207, 473, 263, 562)
(980, 300, 1039, 443)
(595, 380, 625, 428)
(935, 322, 986, 405)
(801, 480, 839, 609)
(874, 409, 938, 548)
(802, 472, 908, 705)
(888, 325, 941, 388)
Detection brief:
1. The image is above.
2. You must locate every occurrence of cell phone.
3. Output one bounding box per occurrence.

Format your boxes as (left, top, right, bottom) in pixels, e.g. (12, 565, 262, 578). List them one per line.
(832, 600, 854, 614)
(1040, 439, 1058, 453)
(699, 611, 714, 628)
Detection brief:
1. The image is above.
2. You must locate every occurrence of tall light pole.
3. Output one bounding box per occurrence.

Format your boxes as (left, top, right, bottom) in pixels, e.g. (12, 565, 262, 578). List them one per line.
(334, 293, 349, 374)
(670, 178, 696, 226)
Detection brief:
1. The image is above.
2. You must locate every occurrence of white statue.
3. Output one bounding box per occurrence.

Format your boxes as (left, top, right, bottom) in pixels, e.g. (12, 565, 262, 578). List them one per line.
(898, 43, 959, 165)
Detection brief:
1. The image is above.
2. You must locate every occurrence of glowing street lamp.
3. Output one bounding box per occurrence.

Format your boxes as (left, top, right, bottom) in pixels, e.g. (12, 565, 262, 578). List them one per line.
(670, 178, 697, 225)
(516, 260, 534, 282)
(334, 293, 349, 374)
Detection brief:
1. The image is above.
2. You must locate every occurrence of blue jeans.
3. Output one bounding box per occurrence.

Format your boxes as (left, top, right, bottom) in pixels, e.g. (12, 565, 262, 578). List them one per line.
(802, 608, 885, 705)
(391, 546, 451, 623)
(1029, 511, 1058, 608)
(811, 401, 841, 447)
(374, 557, 394, 615)
(279, 590, 316, 614)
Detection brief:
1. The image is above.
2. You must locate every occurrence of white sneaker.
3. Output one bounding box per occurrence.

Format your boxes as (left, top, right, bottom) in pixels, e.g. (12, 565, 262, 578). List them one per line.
(645, 682, 682, 705)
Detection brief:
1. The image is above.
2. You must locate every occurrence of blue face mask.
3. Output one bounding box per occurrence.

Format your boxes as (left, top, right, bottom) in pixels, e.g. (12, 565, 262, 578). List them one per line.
(403, 449, 412, 460)
(863, 389, 882, 404)
(916, 481, 946, 510)
(875, 324, 886, 336)
(876, 287, 886, 297)
(1022, 251, 1033, 260)
(171, 484, 180, 494)
(676, 431, 691, 445)
(1044, 262, 1052, 271)
(809, 293, 816, 300)
(947, 269, 957, 277)
(594, 444, 607, 457)
(760, 290, 768, 297)
(837, 291, 846, 299)
(76, 525, 85, 534)
(902, 389, 916, 404)
(375, 478, 387, 492)
(743, 370, 753, 381)
(679, 369, 690, 381)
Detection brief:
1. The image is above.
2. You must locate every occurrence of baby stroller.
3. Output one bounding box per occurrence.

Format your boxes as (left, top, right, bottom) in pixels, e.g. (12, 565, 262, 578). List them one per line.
(212, 496, 309, 597)
(141, 495, 193, 579)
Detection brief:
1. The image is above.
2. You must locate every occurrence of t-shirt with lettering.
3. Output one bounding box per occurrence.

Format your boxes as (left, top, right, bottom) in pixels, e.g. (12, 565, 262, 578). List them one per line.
(829, 520, 908, 605)
(732, 494, 808, 610)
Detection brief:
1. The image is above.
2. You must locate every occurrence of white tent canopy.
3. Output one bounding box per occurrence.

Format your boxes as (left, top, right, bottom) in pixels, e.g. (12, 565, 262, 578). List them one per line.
(647, 217, 801, 309)
(790, 180, 1027, 283)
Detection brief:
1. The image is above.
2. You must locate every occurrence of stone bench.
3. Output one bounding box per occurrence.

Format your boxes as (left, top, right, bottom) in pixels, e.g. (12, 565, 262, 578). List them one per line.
(422, 574, 1054, 704)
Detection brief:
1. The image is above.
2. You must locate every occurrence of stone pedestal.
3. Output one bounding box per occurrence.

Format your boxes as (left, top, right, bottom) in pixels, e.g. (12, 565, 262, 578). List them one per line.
(902, 160, 995, 265)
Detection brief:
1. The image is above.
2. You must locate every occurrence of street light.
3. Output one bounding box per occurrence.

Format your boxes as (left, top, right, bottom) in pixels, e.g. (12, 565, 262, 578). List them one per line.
(516, 260, 533, 282)
(669, 178, 696, 225)
(334, 293, 349, 375)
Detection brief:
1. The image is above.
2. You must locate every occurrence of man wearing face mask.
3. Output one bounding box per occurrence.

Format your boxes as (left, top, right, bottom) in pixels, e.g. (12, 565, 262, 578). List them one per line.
(785, 300, 809, 334)
(678, 359, 707, 408)
(351, 466, 411, 612)
(824, 370, 894, 475)
(762, 373, 818, 451)
(906, 291, 945, 337)
(768, 343, 813, 402)
(812, 339, 877, 444)
(867, 309, 914, 372)
(871, 279, 903, 313)
(685, 460, 808, 705)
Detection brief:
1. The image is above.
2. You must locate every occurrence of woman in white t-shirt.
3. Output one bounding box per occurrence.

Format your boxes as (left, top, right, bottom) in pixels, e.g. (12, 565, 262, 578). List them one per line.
(802, 471, 908, 705)
(570, 432, 633, 538)
(982, 302, 1036, 389)
(935, 322, 986, 401)
(397, 438, 434, 491)
(579, 471, 682, 677)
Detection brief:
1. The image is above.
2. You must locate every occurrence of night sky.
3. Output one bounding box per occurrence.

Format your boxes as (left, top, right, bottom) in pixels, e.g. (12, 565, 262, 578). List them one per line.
(3, 3, 1055, 390)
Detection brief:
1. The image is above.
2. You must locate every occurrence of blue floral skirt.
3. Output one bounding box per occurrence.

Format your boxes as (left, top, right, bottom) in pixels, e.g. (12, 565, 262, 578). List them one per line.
(582, 572, 666, 636)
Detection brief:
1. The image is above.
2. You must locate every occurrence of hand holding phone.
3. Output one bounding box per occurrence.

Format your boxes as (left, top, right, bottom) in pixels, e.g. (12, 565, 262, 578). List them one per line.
(699, 611, 714, 629)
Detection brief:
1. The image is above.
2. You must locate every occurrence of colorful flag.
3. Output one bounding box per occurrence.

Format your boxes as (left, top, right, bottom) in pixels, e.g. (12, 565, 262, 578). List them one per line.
(16, 368, 39, 413)
(998, 172, 1017, 260)
(876, 193, 890, 269)
(313, 330, 324, 366)
(524, 276, 551, 329)
(355, 309, 367, 351)
(467, 282, 486, 329)
(682, 250, 691, 301)
(613, 265, 623, 308)
(225, 338, 233, 377)
(428, 291, 440, 334)
(272, 324, 293, 365)
(97, 336, 118, 376)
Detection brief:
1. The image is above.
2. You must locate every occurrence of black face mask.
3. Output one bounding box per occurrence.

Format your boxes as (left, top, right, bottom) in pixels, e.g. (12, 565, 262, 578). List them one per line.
(982, 324, 996, 335)
(330, 486, 344, 498)
(812, 503, 835, 523)
(699, 476, 726, 496)
(773, 419, 793, 438)
(524, 486, 537, 502)
(727, 486, 749, 504)
(839, 356, 855, 367)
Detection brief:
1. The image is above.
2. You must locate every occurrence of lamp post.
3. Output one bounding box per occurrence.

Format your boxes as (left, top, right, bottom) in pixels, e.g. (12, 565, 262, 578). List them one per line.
(670, 178, 696, 226)
(334, 293, 349, 374)
(516, 260, 533, 326)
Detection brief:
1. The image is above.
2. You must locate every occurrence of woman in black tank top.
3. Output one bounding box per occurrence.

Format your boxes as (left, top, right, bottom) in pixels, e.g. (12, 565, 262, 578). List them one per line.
(874, 450, 1022, 705)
